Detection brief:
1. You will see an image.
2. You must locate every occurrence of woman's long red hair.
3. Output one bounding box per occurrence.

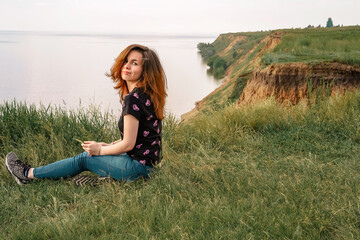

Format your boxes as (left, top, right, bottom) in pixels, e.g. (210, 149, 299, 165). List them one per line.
(106, 44, 167, 119)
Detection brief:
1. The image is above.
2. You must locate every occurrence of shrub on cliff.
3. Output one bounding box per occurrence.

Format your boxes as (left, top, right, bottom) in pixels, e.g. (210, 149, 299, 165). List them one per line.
(197, 42, 215, 60)
(207, 55, 227, 79)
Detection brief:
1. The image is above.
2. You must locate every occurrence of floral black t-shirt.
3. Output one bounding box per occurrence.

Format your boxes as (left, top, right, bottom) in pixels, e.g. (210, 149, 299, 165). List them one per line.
(118, 87, 162, 167)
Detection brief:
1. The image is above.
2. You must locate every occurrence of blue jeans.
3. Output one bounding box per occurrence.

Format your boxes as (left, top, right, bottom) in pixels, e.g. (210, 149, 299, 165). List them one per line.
(33, 152, 153, 181)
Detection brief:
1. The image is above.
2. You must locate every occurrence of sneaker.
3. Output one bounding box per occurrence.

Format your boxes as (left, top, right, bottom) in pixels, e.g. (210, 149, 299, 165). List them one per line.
(72, 175, 111, 187)
(5, 152, 32, 185)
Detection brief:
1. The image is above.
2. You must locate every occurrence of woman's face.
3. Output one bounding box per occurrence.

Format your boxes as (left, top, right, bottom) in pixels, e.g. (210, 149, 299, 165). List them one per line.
(121, 50, 143, 83)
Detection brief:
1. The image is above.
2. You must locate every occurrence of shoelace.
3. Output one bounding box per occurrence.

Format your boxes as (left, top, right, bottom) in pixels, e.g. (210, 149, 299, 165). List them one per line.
(13, 160, 31, 181)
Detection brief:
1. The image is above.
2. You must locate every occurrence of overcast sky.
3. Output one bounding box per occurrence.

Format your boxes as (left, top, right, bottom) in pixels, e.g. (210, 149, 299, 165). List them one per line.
(0, 0, 359, 36)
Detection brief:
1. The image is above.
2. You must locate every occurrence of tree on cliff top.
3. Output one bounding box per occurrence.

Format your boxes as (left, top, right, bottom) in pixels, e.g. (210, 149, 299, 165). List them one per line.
(326, 18, 334, 27)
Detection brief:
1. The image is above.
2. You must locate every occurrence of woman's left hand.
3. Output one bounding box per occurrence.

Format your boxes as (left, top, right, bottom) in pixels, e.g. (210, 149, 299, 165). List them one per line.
(82, 141, 101, 156)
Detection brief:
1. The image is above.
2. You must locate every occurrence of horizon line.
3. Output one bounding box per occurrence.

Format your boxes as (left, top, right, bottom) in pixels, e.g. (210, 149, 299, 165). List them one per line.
(0, 29, 219, 39)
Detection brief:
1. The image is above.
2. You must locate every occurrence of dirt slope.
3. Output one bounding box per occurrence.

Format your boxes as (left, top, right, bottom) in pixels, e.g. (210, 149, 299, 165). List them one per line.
(238, 62, 360, 105)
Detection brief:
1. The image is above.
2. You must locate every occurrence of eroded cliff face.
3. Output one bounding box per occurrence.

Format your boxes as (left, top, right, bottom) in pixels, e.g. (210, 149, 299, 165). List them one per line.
(237, 63, 360, 106)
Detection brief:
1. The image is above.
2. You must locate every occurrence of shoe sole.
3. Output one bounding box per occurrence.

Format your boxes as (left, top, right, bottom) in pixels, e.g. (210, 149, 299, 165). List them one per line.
(5, 153, 25, 186)
(73, 175, 111, 187)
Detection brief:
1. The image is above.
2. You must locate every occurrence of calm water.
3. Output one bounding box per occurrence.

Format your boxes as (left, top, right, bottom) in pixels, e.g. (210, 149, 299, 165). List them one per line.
(0, 31, 219, 118)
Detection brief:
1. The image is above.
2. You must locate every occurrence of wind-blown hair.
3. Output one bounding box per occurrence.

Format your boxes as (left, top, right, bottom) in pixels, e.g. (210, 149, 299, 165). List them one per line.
(106, 44, 167, 120)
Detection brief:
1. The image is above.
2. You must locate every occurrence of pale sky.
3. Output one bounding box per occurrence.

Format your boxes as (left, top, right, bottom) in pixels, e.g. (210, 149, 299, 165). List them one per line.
(0, 0, 359, 35)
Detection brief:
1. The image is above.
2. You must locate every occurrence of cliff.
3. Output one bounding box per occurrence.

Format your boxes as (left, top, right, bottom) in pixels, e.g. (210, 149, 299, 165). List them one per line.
(182, 26, 360, 121)
(238, 62, 360, 105)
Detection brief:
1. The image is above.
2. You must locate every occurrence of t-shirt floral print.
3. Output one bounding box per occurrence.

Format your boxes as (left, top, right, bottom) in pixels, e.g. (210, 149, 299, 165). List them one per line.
(118, 87, 162, 167)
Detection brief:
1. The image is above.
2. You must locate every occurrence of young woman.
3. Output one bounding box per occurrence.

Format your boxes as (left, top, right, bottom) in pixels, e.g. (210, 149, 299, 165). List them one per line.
(5, 44, 167, 185)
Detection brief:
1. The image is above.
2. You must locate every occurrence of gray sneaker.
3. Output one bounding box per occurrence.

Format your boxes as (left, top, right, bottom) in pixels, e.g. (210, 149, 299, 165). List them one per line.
(5, 152, 32, 185)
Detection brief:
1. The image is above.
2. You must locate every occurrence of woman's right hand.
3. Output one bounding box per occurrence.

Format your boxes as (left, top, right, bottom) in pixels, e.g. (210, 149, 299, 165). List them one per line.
(81, 141, 102, 156)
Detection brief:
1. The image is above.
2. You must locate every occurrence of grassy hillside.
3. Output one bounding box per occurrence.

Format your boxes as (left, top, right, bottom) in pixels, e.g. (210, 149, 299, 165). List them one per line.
(198, 31, 269, 80)
(194, 26, 360, 117)
(263, 26, 360, 66)
(1, 91, 360, 238)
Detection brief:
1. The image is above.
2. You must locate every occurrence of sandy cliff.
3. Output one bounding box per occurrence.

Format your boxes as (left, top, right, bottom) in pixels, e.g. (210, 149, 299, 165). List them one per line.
(238, 63, 360, 106)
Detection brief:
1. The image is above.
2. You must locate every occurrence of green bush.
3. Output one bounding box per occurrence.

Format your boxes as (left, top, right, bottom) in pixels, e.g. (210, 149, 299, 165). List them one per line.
(214, 66, 225, 79)
(197, 42, 215, 60)
(213, 57, 227, 70)
(207, 55, 227, 79)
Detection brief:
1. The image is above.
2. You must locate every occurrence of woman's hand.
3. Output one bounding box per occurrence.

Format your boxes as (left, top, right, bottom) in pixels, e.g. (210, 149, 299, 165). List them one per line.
(82, 141, 102, 156)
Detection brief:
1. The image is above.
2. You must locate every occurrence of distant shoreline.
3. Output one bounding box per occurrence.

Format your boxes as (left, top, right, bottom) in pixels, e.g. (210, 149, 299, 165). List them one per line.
(0, 30, 218, 40)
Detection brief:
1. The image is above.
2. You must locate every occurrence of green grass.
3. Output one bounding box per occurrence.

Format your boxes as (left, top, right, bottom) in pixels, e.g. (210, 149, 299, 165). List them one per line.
(228, 75, 251, 103)
(2, 92, 360, 238)
(232, 41, 267, 75)
(213, 31, 269, 55)
(262, 26, 360, 66)
(213, 32, 268, 68)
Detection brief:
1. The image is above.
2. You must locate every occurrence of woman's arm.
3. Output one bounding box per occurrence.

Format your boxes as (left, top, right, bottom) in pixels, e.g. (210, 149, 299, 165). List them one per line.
(82, 114, 139, 156)
(111, 139, 122, 145)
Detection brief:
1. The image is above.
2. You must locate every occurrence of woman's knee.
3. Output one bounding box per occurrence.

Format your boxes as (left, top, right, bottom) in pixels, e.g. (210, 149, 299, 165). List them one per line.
(72, 152, 91, 168)
(75, 151, 90, 160)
